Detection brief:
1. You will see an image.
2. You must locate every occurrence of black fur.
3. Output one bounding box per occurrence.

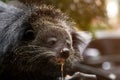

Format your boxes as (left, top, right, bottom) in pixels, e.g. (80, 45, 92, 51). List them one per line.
(0, 1, 84, 80)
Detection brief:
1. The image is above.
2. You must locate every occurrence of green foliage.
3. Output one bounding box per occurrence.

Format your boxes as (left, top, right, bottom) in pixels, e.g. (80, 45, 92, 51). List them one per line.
(0, 0, 9, 2)
(52, 0, 106, 31)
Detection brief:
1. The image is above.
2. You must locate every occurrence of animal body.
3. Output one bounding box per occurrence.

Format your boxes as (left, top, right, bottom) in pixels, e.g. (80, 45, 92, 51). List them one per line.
(0, 1, 91, 80)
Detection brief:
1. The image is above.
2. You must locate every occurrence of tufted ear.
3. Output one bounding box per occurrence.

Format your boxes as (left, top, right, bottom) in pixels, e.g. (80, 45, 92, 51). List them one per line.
(72, 31, 92, 55)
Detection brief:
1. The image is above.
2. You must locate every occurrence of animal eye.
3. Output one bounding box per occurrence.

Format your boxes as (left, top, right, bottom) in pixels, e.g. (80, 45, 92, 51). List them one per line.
(66, 40, 71, 47)
(23, 29, 35, 41)
(47, 38, 57, 45)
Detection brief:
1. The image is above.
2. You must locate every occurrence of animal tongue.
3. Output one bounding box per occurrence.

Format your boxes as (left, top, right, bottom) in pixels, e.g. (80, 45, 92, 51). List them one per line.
(56, 58, 65, 80)
(61, 62, 64, 80)
(60, 58, 65, 80)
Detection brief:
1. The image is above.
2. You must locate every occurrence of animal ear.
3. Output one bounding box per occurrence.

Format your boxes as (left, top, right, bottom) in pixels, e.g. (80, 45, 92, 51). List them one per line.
(72, 31, 92, 55)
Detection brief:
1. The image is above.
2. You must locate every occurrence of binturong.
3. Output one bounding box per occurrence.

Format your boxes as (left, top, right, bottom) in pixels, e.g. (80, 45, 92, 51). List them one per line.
(0, 0, 95, 80)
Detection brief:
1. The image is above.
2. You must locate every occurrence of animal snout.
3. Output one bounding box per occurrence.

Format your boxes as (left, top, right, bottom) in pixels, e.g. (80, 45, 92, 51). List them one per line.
(60, 48, 70, 59)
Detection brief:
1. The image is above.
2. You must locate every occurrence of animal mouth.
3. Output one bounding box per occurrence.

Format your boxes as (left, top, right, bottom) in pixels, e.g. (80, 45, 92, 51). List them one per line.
(56, 58, 65, 64)
(48, 56, 65, 65)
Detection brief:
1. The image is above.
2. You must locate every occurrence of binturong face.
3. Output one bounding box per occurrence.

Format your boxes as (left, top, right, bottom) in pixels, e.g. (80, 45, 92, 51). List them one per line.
(0, 4, 84, 80)
(11, 21, 74, 74)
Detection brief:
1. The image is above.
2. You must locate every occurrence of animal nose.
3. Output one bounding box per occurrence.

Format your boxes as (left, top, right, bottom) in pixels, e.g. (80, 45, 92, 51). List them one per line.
(60, 48, 70, 59)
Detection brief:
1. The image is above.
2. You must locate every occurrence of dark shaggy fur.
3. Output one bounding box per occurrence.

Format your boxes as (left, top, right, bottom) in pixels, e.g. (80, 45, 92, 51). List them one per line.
(0, 1, 84, 80)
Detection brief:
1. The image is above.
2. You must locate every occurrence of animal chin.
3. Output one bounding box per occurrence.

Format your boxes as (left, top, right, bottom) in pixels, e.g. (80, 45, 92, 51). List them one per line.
(12, 46, 65, 73)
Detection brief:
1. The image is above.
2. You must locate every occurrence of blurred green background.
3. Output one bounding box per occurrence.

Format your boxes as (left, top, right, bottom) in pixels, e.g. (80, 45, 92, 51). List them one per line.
(1, 0, 8, 2)
(52, 0, 107, 30)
